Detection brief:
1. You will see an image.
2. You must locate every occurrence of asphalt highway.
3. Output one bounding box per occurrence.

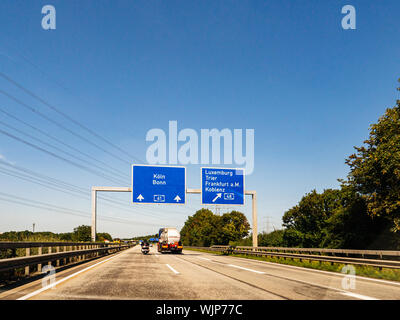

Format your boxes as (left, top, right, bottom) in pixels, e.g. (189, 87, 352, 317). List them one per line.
(2, 245, 400, 300)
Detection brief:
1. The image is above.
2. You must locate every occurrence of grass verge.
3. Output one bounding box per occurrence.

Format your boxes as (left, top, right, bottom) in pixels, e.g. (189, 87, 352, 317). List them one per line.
(184, 247, 400, 282)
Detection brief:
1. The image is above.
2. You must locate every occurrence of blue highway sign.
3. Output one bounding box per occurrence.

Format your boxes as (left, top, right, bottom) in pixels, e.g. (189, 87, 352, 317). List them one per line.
(201, 167, 245, 205)
(132, 165, 186, 204)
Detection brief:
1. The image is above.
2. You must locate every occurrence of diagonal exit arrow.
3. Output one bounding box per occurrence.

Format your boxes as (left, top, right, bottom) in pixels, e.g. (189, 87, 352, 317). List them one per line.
(174, 195, 181, 202)
(137, 194, 144, 201)
(212, 193, 222, 203)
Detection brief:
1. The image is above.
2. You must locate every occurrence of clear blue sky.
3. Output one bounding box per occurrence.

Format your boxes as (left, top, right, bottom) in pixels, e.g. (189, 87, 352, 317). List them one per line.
(0, 0, 399, 238)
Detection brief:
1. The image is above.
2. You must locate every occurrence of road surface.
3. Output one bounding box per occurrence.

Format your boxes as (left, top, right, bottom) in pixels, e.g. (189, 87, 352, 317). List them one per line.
(1, 245, 400, 300)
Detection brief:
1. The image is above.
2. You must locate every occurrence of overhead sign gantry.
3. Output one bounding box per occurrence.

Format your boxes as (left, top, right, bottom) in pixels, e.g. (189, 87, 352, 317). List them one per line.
(91, 165, 257, 248)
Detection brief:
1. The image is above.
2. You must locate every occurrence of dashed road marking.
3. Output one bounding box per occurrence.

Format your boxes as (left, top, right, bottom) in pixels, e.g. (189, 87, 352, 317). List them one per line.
(222, 254, 400, 287)
(198, 257, 211, 261)
(228, 264, 265, 274)
(341, 291, 379, 300)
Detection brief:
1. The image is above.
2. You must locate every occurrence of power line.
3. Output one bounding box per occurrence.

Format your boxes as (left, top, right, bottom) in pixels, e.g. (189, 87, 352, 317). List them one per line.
(0, 120, 128, 184)
(0, 191, 89, 215)
(0, 167, 89, 200)
(0, 154, 198, 219)
(0, 158, 88, 194)
(0, 89, 132, 166)
(0, 127, 125, 185)
(0, 191, 162, 227)
(0, 196, 160, 227)
(0, 159, 193, 220)
(0, 91, 200, 215)
(0, 71, 144, 164)
(0, 164, 163, 220)
(0, 59, 201, 227)
(1, 42, 74, 94)
(0, 107, 129, 179)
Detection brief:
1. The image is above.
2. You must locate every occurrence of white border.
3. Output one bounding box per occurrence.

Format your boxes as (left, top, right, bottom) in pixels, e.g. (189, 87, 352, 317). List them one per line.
(131, 164, 186, 205)
(200, 167, 245, 206)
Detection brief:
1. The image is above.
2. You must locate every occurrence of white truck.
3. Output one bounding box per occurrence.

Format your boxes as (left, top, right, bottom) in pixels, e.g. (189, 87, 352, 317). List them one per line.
(158, 227, 183, 254)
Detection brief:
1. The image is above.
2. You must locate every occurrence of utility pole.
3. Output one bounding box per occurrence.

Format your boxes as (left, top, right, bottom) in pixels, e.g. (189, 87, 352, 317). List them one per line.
(32, 223, 35, 233)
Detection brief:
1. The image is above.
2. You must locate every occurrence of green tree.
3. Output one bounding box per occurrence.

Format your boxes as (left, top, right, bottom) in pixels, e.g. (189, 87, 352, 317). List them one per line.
(281, 185, 398, 249)
(72, 225, 91, 242)
(220, 211, 250, 244)
(282, 189, 343, 247)
(346, 80, 400, 232)
(319, 185, 389, 249)
(230, 235, 253, 246)
(180, 209, 221, 246)
(0, 227, 117, 243)
(258, 230, 285, 247)
(59, 232, 73, 241)
(180, 209, 250, 246)
(96, 232, 113, 242)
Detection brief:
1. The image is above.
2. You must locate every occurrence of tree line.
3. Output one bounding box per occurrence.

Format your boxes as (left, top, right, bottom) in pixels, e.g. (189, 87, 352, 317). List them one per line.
(276, 80, 400, 249)
(182, 79, 400, 250)
(0, 225, 112, 242)
(180, 209, 250, 247)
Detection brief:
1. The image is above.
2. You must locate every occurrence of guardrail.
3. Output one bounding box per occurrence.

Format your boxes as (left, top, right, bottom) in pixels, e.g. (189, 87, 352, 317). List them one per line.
(0, 241, 135, 276)
(232, 246, 400, 259)
(186, 245, 400, 270)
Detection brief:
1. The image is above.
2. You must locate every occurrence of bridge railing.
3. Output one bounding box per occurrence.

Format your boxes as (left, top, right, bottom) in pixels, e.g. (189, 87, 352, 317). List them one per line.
(186, 245, 400, 269)
(0, 241, 135, 276)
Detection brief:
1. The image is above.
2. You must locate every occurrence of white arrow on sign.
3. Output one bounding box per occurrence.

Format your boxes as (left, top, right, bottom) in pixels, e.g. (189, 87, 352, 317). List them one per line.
(137, 194, 144, 201)
(212, 193, 222, 203)
(174, 195, 181, 202)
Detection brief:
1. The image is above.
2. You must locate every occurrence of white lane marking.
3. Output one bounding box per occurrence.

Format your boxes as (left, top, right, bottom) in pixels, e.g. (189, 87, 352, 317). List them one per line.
(198, 257, 211, 261)
(228, 263, 379, 300)
(166, 264, 180, 274)
(17, 252, 123, 300)
(341, 291, 379, 300)
(176, 255, 380, 300)
(228, 264, 265, 274)
(223, 255, 400, 287)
